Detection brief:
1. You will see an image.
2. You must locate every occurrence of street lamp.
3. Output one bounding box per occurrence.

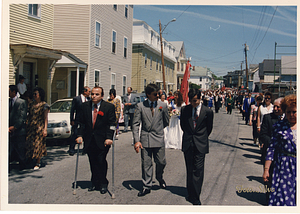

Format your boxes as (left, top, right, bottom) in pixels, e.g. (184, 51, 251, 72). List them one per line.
(159, 18, 176, 91)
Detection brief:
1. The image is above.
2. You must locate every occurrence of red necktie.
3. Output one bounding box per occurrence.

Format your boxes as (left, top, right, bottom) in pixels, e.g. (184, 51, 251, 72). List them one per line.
(93, 104, 97, 128)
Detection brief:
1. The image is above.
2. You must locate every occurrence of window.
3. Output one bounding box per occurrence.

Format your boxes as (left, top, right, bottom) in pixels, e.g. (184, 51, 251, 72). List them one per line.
(144, 53, 147, 67)
(157, 36, 160, 46)
(150, 56, 152, 70)
(111, 73, 116, 89)
(125, 5, 128, 18)
(159, 61, 161, 72)
(181, 63, 183, 71)
(95, 21, 101, 47)
(124, 37, 128, 58)
(28, 4, 41, 18)
(113, 5, 117, 11)
(144, 79, 147, 90)
(95, 70, 100, 86)
(172, 69, 174, 77)
(122, 76, 127, 95)
(112, 30, 116, 53)
(200, 77, 202, 82)
(177, 62, 179, 71)
(156, 59, 158, 71)
(151, 31, 154, 44)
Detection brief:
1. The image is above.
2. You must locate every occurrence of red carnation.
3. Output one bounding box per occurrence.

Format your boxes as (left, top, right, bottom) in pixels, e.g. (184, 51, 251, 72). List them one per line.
(159, 106, 163, 112)
(98, 111, 104, 116)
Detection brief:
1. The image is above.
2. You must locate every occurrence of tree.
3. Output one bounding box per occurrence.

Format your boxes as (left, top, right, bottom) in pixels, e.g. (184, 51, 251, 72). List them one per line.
(189, 82, 200, 90)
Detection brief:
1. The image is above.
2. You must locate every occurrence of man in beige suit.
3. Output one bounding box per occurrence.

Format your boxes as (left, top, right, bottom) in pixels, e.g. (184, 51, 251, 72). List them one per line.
(132, 84, 169, 197)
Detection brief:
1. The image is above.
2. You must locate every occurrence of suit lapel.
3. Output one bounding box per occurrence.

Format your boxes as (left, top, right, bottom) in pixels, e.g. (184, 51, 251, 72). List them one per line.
(143, 100, 153, 124)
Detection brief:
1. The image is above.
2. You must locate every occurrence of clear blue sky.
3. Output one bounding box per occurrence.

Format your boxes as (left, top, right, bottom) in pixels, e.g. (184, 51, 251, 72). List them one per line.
(132, 5, 297, 77)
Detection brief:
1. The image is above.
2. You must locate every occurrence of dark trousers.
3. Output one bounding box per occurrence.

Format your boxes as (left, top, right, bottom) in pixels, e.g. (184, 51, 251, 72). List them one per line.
(215, 103, 219, 113)
(87, 137, 110, 188)
(69, 122, 78, 152)
(227, 105, 232, 114)
(124, 113, 134, 131)
(245, 111, 250, 124)
(9, 135, 27, 165)
(184, 144, 206, 201)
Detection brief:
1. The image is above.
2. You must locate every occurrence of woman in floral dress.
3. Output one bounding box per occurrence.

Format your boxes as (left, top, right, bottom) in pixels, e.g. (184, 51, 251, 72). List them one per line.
(165, 91, 185, 149)
(26, 87, 49, 170)
(263, 94, 296, 206)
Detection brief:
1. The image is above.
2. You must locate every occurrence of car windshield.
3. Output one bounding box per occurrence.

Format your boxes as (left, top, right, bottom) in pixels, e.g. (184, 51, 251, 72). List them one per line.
(50, 101, 72, 113)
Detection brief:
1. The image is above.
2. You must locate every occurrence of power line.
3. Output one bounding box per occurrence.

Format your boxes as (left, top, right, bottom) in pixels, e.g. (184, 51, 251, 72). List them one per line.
(250, 6, 278, 63)
(176, 5, 191, 20)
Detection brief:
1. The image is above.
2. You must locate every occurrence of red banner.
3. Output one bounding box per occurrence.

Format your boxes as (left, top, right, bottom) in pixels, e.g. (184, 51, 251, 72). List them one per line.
(180, 61, 191, 104)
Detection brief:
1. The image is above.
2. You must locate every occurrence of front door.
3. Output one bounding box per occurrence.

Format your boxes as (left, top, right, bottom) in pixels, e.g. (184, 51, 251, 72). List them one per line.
(70, 70, 85, 97)
(23, 62, 34, 93)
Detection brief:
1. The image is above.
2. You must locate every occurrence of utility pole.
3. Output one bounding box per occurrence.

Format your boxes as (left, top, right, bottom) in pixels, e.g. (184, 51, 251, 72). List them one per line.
(244, 43, 249, 90)
(240, 62, 242, 88)
(274, 42, 277, 85)
(159, 20, 166, 91)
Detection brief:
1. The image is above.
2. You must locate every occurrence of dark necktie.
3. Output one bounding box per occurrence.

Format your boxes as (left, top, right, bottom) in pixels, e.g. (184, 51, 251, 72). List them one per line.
(93, 104, 98, 128)
(193, 108, 198, 128)
(150, 102, 154, 116)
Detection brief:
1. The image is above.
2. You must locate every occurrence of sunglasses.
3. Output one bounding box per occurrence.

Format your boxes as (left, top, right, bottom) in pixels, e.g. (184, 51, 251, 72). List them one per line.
(91, 93, 100, 96)
(33, 92, 39, 96)
(265, 97, 271, 100)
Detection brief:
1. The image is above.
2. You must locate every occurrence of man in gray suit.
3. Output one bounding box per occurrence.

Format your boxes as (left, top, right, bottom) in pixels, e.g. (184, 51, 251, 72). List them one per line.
(132, 84, 169, 197)
(123, 87, 137, 132)
(9, 85, 28, 170)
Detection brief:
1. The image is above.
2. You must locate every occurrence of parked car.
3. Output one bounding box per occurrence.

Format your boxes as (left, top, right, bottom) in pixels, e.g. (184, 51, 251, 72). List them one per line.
(46, 98, 72, 140)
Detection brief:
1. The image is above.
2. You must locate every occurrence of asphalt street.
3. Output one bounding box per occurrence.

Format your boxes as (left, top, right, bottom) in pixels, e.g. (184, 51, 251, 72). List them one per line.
(8, 106, 269, 209)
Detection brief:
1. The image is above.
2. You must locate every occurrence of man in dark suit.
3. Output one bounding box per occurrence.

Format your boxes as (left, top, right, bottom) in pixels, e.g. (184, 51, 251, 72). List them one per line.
(260, 97, 284, 202)
(243, 92, 254, 125)
(69, 86, 91, 155)
(76, 86, 116, 194)
(180, 89, 214, 205)
(9, 85, 28, 170)
(122, 87, 137, 132)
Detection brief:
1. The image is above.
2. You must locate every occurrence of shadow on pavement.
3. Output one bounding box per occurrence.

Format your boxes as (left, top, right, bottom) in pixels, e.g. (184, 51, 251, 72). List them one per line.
(236, 191, 267, 206)
(210, 139, 260, 154)
(243, 154, 261, 160)
(73, 180, 91, 190)
(122, 180, 187, 198)
(246, 175, 264, 184)
(122, 180, 143, 191)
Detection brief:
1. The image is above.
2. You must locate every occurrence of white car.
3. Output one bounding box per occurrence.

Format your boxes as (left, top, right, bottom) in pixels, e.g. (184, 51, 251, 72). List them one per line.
(46, 98, 72, 140)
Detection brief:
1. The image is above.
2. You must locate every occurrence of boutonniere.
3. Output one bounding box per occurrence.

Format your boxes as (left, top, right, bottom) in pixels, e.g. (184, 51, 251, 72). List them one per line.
(159, 106, 163, 112)
(98, 111, 104, 116)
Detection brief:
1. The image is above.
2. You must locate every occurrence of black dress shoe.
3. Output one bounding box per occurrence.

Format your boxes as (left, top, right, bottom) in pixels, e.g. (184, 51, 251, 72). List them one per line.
(68, 150, 75, 156)
(137, 188, 151, 197)
(100, 187, 108, 194)
(192, 200, 202, 205)
(185, 196, 201, 205)
(158, 180, 167, 189)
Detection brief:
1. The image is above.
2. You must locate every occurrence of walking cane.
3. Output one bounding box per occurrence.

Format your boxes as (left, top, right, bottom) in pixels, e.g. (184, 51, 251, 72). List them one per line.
(73, 142, 81, 195)
(111, 130, 116, 199)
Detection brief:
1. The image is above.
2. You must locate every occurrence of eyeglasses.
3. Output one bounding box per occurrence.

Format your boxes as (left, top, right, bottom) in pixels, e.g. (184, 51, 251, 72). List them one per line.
(91, 93, 100, 96)
(287, 111, 297, 115)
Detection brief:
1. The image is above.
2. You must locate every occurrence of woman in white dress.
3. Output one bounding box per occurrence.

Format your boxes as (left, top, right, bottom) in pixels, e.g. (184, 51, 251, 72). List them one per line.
(165, 91, 186, 149)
